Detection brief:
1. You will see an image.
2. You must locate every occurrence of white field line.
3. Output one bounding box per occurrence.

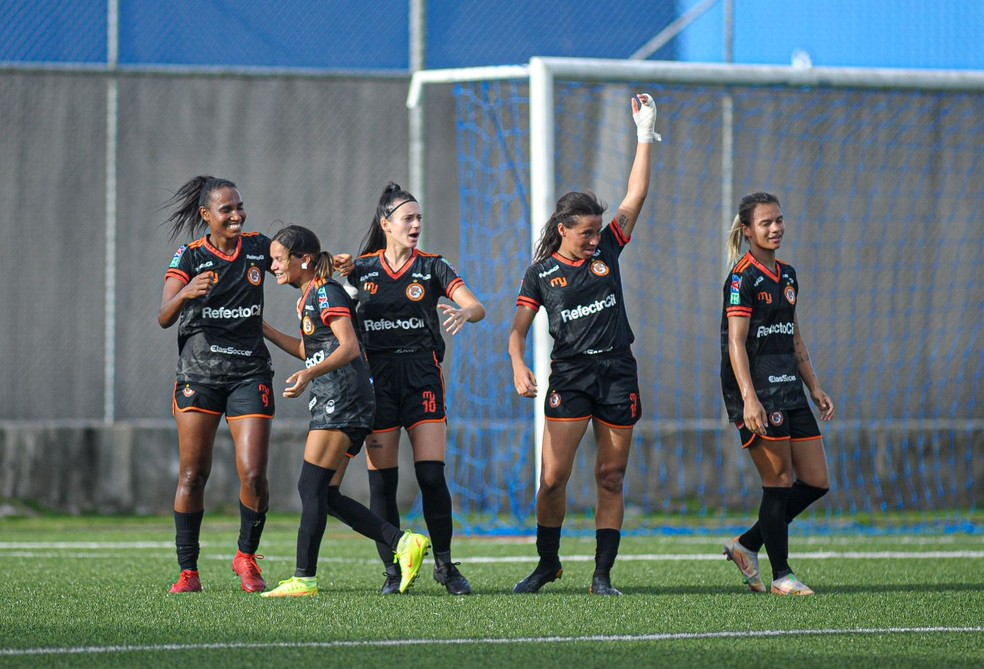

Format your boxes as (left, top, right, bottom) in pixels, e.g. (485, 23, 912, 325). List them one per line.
(0, 627, 981, 657)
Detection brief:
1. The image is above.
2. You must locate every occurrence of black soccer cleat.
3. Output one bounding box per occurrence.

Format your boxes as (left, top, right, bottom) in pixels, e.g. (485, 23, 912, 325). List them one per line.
(434, 562, 473, 595)
(512, 560, 564, 594)
(380, 571, 402, 595)
(588, 574, 623, 596)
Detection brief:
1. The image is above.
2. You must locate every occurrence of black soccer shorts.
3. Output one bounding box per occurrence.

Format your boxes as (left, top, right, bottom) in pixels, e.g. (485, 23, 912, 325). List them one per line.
(544, 350, 641, 428)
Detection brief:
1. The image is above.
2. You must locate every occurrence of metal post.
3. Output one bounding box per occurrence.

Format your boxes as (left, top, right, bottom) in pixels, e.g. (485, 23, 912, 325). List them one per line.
(104, 0, 119, 423)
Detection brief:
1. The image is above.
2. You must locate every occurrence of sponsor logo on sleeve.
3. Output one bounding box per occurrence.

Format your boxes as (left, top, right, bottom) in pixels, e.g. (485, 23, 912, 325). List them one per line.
(169, 246, 186, 268)
(730, 274, 741, 305)
(317, 286, 328, 309)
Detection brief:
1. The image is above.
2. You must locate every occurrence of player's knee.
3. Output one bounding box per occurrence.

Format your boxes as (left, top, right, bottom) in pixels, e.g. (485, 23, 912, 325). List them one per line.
(368, 468, 399, 497)
(241, 472, 269, 499)
(177, 470, 209, 495)
(595, 466, 625, 495)
(414, 461, 447, 493)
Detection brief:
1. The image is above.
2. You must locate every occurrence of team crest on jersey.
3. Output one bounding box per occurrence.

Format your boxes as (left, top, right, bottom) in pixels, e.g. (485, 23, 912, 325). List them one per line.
(302, 316, 315, 335)
(182, 385, 195, 397)
(769, 411, 784, 426)
(784, 285, 796, 304)
(247, 266, 262, 286)
(406, 283, 425, 301)
(548, 392, 561, 408)
(590, 260, 610, 277)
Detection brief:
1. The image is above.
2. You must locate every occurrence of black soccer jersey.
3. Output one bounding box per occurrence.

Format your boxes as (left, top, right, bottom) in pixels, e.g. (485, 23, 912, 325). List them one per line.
(348, 249, 467, 363)
(297, 276, 374, 427)
(516, 219, 633, 360)
(720, 252, 808, 422)
(164, 232, 273, 384)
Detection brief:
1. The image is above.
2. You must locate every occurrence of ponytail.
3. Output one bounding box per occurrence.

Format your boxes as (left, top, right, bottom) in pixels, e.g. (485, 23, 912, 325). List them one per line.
(359, 181, 418, 256)
(271, 225, 334, 279)
(533, 191, 606, 263)
(728, 192, 781, 265)
(160, 175, 237, 243)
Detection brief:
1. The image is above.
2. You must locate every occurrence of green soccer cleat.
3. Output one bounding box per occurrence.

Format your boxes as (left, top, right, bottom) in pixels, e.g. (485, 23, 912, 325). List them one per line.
(723, 536, 766, 593)
(259, 576, 318, 598)
(394, 531, 430, 593)
(771, 573, 815, 596)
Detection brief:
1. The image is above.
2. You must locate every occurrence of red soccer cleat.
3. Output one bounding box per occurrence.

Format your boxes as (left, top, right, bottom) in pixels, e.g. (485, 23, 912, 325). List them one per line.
(169, 569, 202, 594)
(232, 550, 267, 593)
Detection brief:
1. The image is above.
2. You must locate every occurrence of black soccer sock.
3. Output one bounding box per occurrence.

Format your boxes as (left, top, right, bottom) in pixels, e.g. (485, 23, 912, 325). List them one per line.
(593, 528, 621, 579)
(740, 480, 829, 552)
(326, 486, 402, 549)
(174, 509, 204, 571)
(758, 486, 792, 581)
(535, 524, 562, 566)
(237, 501, 267, 555)
(415, 461, 454, 556)
(368, 467, 401, 567)
(295, 461, 335, 578)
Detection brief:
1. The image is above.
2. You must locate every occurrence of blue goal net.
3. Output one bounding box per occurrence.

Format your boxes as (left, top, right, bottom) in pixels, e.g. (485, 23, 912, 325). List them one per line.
(434, 69, 982, 535)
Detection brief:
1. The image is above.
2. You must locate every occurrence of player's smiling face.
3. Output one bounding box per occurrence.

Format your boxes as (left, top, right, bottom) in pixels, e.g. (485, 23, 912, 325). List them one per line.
(382, 200, 423, 250)
(559, 214, 603, 260)
(270, 240, 299, 287)
(746, 202, 784, 252)
(201, 187, 246, 242)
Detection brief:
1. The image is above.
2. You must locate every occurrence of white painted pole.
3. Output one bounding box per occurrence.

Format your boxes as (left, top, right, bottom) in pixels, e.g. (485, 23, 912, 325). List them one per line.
(529, 57, 555, 493)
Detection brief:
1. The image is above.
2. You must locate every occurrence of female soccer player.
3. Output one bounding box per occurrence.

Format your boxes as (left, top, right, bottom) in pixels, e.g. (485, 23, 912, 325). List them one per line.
(159, 176, 274, 594)
(507, 93, 658, 596)
(345, 182, 486, 595)
(258, 225, 429, 597)
(719, 191, 833, 596)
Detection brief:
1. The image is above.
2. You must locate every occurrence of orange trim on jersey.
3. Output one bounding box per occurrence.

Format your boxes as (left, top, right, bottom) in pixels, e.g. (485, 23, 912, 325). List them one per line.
(227, 413, 274, 421)
(726, 306, 753, 318)
(552, 252, 585, 267)
(609, 217, 630, 246)
(202, 235, 243, 262)
(517, 296, 540, 311)
(165, 268, 190, 285)
(446, 277, 464, 300)
(379, 249, 418, 280)
(592, 416, 635, 430)
(733, 255, 753, 275)
(741, 252, 783, 284)
(321, 307, 352, 326)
